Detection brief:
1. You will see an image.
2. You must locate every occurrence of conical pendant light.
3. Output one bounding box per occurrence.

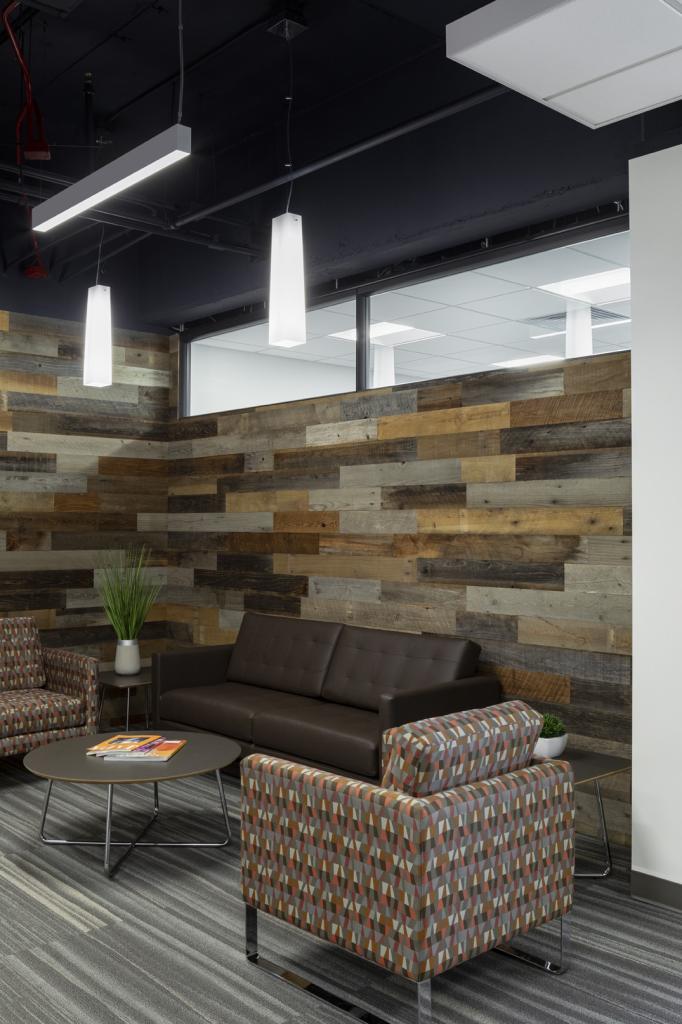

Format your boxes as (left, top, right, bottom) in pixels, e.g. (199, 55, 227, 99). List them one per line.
(269, 35, 306, 349)
(83, 228, 112, 388)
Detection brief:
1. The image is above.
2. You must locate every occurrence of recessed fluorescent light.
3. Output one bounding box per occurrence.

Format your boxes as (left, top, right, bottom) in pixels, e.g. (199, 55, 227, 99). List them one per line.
(493, 354, 565, 369)
(538, 268, 630, 301)
(331, 322, 412, 341)
(32, 124, 192, 233)
(531, 318, 632, 340)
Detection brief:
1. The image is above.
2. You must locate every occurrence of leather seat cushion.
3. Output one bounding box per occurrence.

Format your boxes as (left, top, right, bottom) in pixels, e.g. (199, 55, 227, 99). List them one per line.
(322, 625, 481, 711)
(227, 612, 343, 698)
(253, 700, 380, 778)
(159, 682, 307, 743)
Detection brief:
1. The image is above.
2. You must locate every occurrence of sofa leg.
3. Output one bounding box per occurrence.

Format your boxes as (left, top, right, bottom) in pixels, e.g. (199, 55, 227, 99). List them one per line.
(417, 980, 432, 1024)
(496, 913, 570, 975)
(245, 904, 258, 961)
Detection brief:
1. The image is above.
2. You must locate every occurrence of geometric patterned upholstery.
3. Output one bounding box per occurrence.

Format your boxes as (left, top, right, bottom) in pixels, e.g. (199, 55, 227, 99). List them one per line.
(0, 688, 84, 739)
(0, 618, 99, 758)
(0, 617, 46, 692)
(241, 751, 574, 983)
(381, 700, 543, 796)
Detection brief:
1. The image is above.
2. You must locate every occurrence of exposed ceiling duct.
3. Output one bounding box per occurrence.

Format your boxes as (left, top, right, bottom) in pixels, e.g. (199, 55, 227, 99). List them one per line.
(446, 0, 682, 129)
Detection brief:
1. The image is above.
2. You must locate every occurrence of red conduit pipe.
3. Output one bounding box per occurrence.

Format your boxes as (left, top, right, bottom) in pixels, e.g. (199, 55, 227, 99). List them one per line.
(2, 0, 50, 165)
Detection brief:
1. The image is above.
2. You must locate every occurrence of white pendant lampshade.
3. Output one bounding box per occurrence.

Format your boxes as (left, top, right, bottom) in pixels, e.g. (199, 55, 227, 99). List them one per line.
(268, 212, 306, 348)
(83, 284, 112, 387)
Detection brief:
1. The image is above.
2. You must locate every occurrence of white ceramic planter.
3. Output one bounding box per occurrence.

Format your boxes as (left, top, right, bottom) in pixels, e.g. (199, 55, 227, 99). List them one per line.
(534, 734, 568, 759)
(114, 639, 141, 676)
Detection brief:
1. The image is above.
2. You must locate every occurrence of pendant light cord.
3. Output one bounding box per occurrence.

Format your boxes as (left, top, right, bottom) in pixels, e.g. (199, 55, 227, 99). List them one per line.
(95, 225, 104, 285)
(284, 39, 294, 212)
(177, 0, 184, 124)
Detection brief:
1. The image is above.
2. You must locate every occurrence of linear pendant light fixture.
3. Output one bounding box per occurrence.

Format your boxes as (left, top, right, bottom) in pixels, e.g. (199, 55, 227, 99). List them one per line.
(83, 228, 112, 388)
(269, 27, 306, 348)
(31, 123, 191, 233)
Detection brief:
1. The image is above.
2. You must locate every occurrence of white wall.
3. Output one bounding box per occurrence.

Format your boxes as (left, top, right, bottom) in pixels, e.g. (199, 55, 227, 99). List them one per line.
(190, 343, 355, 415)
(630, 144, 682, 900)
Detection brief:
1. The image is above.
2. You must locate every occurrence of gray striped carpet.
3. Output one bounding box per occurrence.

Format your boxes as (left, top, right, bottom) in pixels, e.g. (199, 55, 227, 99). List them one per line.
(1, 759, 680, 1024)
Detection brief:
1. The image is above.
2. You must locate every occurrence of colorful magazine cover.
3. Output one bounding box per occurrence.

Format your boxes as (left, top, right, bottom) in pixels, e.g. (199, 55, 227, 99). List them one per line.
(87, 734, 162, 756)
(103, 739, 187, 762)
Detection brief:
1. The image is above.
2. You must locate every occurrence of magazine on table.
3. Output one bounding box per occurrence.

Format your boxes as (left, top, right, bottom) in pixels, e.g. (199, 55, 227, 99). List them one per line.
(86, 734, 186, 762)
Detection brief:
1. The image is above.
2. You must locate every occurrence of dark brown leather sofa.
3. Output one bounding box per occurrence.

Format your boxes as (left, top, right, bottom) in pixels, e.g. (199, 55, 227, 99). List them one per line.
(152, 612, 500, 781)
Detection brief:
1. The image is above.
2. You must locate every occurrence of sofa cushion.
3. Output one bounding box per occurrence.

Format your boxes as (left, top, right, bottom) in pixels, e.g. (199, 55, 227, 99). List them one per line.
(0, 618, 45, 692)
(227, 612, 343, 698)
(0, 688, 84, 739)
(321, 625, 480, 712)
(159, 681, 306, 743)
(381, 700, 543, 796)
(253, 700, 380, 778)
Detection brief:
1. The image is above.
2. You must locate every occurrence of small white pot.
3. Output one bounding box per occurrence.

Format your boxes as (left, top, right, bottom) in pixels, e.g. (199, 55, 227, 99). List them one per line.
(534, 734, 568, 759)
(114, 639, 141, 676)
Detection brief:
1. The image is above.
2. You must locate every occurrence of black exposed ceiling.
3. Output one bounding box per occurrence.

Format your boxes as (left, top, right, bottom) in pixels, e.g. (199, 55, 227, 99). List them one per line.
(0, 0, 680, 332)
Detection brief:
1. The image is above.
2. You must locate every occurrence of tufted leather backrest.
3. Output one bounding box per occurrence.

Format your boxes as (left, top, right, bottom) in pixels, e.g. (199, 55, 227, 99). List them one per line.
(228, 612, 343, 698)
(321, 624, 480, 711)
(381, 700, 543, 796)
(0, 617, 46, 692)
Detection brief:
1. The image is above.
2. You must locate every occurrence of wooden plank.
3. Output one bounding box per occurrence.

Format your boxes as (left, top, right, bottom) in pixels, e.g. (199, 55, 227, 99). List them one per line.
(339, 510, 417, 534)
(515, 448, 631, 480)
(212, 532, 319, 555)
(7, 432, 168, 459)
(276, 437, 417, 472)
(0, 370, 56, 394)
(380, 581, 466, 609)
(341, 390, 417, 420)
(309, 576, 382, 601)
(417, 507, 623, 536)
(0, 451, 56, 473)
(500, 418, 631, 454)
(274, 553, 416, 582)
(510, 391, 624, 428)
(563, 353, 630, 395)
(419, 558, 564, 589)
(99, 457, 168, 477)
(273, 511, 339, 533)
(517, 616, 631, 655)
(220, 468, 339, 493)
(305, 418, 378, 447)
(0, 493, 54, 513)
(301, 596, 457, 635)
(568, 536, 632, 565)
(340, 458, 459, 488)
(0, 310, 9, 332)
(417, 430, 501, 459)
(168, 478, 218, 497)
(226, 490, 308, 512)
(57, 378, 139, 404)
(564, 563, 632, 595)
(416, 379, 462, 412)
(0, 472, 87, 493)
(467, 585, 631, 626)
(453, 610, 518, 642)
(170, 453, 244, 476)
(319, 534, 394, 556)
(378, 402, 511, 440)
(459, 455, 516, 482)
(195, 569, 308, 595)
(484, 664, 571, 704)
(460, 366, 565, 406)
(399, 532, 582, 563)
(146, 512, 273, 533)
(467, 477, 631, 508)
(309, 487, 380, 511)
(381, 483, 466, 510)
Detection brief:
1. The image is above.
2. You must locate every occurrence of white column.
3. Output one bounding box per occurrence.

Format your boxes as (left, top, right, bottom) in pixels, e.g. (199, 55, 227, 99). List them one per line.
(630, 143, 682, 908)
(371, 345, 395, 388)
(565, 303, 593, 358)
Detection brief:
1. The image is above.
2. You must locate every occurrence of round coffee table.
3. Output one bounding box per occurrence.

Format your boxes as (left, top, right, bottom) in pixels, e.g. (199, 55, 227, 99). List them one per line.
(24, 732, 241, 877)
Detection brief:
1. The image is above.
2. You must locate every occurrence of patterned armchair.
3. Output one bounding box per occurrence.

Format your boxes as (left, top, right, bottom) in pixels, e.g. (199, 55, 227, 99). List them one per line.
(241, 700, 574, 1024)
(0, 617, 98, 758)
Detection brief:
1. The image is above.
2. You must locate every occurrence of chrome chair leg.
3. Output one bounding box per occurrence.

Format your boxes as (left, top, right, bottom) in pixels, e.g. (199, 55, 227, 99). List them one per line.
(496, 913, 570, 975)
(417, 980, 432, 1024)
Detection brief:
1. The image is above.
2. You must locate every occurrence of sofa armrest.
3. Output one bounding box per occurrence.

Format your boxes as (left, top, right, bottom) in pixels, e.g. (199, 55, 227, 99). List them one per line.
(43, 647, 99, 733)
(241, 753, 574, 983)
(378, 673, 501, 733)
(152, 644, 234, 725)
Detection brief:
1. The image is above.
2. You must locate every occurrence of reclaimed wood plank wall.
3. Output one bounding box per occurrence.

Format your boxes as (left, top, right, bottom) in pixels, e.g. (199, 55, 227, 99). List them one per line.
(167, 349, 632, 843)
(0, 309, 631, 841)
(0, 310, 171, 667)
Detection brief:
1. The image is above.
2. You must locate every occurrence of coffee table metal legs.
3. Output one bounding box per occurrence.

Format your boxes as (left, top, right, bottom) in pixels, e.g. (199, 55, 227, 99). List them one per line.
(575, 779, 612, 879)
(38, 770, 231, 878)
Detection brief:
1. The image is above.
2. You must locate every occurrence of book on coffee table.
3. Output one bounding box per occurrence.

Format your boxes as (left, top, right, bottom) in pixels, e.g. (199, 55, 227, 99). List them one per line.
(87, 734, 162, 756)
(103, 738, 187, 762)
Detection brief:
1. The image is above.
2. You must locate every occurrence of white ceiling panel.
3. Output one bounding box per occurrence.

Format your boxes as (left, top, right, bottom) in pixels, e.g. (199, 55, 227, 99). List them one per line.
(392, 334, 499, 358)
(461, 288, 570, 322)
(369, 291, 445, 318)
(446, 0, 682, 127)
(396, 271, 524, 306)
(394, 306, 502, 335)
(573, 233, 630, 266)
(451, 319, 551, 345)
(306, 309, 363, 337)
(477, 248, 619, 288)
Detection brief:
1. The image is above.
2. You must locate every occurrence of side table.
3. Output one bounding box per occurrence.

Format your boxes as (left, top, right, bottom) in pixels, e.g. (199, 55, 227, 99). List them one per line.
(567, 749, 631, 880)
(98, 668, 153, 731)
